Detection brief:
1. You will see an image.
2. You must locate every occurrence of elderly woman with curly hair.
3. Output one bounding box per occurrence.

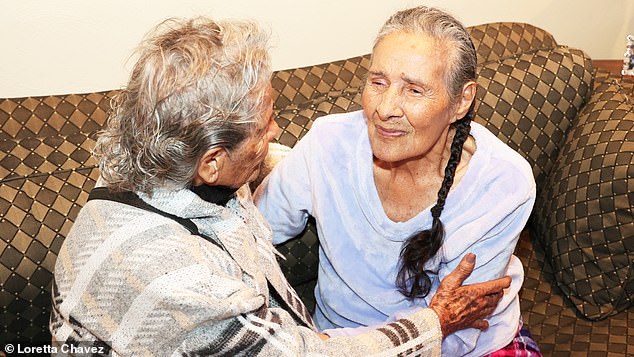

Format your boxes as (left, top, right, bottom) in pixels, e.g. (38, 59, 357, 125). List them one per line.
(50, 16, 509, 356)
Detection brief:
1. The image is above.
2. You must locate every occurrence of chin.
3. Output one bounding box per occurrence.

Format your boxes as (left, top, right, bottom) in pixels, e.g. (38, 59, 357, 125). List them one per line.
(373, 151, 401, 164)
(245, 167, 261, 184)
(369, 139, 401, 163)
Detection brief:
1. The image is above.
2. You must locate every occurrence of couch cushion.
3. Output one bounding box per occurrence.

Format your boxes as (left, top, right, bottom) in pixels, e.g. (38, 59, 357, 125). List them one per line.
(532, 77, 634, 320)
(0, 133, 97, 182)
(269, 22, 559, 113)
(469, 22, 559, 64)
(474, 47, 593, 188)
(515, 230, 634, 355)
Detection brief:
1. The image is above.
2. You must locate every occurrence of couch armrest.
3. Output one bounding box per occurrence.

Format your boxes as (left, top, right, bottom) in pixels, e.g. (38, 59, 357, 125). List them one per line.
(533, 76, 634, 320)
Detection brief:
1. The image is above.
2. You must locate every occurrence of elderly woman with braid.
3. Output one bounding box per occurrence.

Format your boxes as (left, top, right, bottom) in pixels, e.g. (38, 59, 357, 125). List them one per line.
(256, 6, 540, 357)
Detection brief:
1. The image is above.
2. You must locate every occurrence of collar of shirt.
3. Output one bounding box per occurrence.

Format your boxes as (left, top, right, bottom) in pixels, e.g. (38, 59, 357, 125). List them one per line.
(190, 184, 238, 206)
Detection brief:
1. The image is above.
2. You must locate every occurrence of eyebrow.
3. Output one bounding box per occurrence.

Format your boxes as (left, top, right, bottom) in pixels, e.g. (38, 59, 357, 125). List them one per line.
(401, 74, 427, 89)
(367, 70, 385, 77)
(367, 70, 431, 93)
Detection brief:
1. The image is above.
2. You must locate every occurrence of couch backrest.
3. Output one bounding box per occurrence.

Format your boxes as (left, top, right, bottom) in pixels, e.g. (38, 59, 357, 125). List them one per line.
(0, 91, 117, 342)
(271, 55, 370, 110)
(470, 22, 559, 64)
(269, 22, 559, 110)
(470, 22, 594, 188)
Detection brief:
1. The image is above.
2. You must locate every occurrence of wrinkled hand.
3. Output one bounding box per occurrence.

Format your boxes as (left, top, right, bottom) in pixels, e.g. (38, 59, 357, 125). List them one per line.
(429, 253, 511, 338)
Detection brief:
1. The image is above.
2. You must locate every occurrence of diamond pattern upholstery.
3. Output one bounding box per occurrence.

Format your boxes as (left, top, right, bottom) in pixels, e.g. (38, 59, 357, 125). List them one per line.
(469, 22, 558, 64)
(271, 56, 370, 110)
(0, 91, 117, 141)
(533, 74, 634, 321)
(274, 217, 319, 313)
(0, 92, 113, 343)
(1, 169, 99, 343)
(474, 47, 594, 188)
(275, 88, 362, 148)
(0, 134, 97, 181)
(516, 230, 634, 357)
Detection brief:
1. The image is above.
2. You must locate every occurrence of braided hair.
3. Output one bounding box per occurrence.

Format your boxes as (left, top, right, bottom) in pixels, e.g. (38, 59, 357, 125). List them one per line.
(375, 7, 478, 299)
(396, 103, 475, 298)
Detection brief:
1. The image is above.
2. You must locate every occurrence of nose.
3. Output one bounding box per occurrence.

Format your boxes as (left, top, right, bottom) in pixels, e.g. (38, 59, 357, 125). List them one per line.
(376, 87, 404, 120)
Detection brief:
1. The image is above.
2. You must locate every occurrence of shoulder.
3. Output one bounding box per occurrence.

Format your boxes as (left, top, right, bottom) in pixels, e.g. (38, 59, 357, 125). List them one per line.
(308, 110, 366, 137)
(470, 122, 536, 200)
(74, 198, 234, 269)
(288, 110, 366, 160)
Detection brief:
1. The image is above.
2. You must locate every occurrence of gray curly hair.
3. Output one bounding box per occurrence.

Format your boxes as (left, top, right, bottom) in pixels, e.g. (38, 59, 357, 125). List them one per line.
(94, 17, 272, 193)
(374, 6, 477, 104)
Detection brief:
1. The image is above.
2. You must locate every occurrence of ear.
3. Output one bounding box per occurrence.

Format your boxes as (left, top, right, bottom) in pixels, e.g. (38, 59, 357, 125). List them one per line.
(450, 81, 477, 123)
(192, 147, 226, 186)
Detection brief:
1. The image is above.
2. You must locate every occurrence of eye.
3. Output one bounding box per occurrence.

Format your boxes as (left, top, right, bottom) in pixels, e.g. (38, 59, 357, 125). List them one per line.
(367, 77, 388, 90)
(408, 86, 424, 95)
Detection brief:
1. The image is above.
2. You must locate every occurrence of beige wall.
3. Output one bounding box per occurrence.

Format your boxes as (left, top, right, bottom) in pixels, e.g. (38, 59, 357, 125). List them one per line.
(1, 0, 632, 97)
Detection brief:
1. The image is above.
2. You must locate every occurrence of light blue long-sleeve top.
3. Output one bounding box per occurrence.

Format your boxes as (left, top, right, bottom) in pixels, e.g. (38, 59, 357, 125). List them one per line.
(255, 110, 536, 357)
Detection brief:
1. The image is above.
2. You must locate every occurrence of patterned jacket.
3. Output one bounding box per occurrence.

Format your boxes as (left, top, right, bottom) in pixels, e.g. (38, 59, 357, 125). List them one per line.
(50, 185, 442, 356)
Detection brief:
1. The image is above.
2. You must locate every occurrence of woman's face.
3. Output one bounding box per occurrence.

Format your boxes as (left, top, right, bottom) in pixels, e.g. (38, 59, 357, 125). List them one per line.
(221, 83, 279, 188)
(362, 31, 459, 164)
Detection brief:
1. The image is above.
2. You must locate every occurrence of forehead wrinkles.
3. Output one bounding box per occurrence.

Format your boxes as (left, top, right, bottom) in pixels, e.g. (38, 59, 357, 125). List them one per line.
(370, 32, 449, 89)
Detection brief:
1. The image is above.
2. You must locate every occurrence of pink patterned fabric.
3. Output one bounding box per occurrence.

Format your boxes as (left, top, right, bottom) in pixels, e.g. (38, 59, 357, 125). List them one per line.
(486, 323, 542, 357)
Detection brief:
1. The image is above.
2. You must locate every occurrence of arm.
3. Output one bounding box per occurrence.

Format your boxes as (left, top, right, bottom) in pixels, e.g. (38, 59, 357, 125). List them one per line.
(323, 253, 510, 339)
(435, 181, 535, 286)
(429, 253, 510, 338)
(254, 137, 314, 245)
(159, 244, 443, 356)
(170, 253, 507, 356)
(430, 170, 536, 356)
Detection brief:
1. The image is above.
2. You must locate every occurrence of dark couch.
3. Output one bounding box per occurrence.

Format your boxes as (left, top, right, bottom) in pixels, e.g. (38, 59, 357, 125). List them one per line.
(1, 22, 632, 356)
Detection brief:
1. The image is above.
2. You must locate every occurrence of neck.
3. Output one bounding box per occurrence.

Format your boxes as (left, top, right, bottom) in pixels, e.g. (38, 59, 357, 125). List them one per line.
(375, 126, 455, 182)
(371, 127, 472, 222)
(189, 184, 238, 206)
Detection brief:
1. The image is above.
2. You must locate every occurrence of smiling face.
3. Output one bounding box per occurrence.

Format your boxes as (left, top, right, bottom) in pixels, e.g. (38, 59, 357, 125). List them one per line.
(362, 31, 461, 165)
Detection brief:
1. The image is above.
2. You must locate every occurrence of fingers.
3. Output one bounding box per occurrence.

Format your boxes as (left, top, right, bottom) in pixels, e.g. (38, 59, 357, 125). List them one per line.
(470, 319, 489, 331)
(440, 253, 476, 289)
(483, 290, 503, 313)
(317, 333, 330, 341)
(477, 276, 512, 295)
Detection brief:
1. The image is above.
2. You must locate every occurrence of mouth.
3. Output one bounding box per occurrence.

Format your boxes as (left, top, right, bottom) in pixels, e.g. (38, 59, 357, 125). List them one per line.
(375, 124, 406, 138)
